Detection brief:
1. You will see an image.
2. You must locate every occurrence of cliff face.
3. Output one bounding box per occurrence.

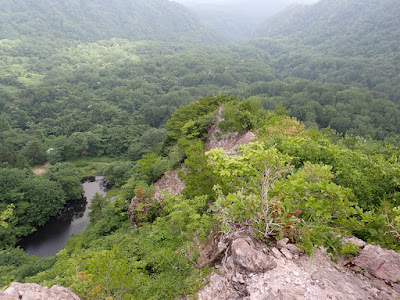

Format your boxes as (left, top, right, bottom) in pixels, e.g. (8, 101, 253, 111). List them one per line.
(197, 237, 400, 300)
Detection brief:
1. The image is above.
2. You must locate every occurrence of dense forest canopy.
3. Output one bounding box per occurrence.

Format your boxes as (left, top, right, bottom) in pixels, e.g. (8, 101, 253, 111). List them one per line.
(258, 0, 400, 58)
(1, 0, 400, 298)
(174, 0, 318, 42)
(0, 0, 222, 44)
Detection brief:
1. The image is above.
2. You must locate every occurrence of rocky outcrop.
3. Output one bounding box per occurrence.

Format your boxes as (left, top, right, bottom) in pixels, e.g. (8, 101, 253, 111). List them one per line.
(0, 283, 80, 300)
(351, 244, 400, 284)
(128, 169, 185, 224)
(198, 238, 400, 300)
(128, 106, 256, 222)
(204, 107, 256, 156)
(232, 239, 276, 273)
(152, 169, 185, 202)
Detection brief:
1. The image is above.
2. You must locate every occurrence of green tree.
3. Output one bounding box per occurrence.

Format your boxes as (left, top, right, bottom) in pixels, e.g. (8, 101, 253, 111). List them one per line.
(88, 193, 107, 223)
(0, 204, 14, 228)
(45, 163, 83, 201)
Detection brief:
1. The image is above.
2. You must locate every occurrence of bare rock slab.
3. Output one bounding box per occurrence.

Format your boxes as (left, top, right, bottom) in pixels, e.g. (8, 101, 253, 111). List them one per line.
(232, 238, 277, 273)
(351, 244, 400, 282)
(1, 283, 80, 300)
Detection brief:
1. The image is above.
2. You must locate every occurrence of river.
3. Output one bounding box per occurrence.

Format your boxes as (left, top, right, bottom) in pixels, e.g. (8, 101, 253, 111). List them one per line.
(19, 176, 108, 257)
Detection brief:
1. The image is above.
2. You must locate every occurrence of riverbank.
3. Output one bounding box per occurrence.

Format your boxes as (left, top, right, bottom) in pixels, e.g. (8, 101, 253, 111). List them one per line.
(19, 176, 108, 257)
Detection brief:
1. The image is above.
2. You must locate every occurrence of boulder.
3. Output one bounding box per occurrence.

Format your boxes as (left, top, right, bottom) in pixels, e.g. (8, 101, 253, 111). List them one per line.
(0, 283, 80, 300)
(351, 244, 400, 282)
(231, 239, 277, 273)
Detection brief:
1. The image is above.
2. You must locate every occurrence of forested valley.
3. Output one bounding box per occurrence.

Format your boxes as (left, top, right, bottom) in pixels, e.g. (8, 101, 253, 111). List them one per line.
(1, 0, 400, 299)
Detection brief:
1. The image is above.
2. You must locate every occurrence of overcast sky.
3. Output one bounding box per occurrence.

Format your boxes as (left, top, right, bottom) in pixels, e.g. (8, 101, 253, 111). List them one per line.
(173, 0, 319, 5)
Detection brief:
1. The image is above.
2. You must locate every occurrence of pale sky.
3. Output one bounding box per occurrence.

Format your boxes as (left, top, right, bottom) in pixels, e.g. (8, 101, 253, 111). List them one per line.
(173, 0, 318, 5)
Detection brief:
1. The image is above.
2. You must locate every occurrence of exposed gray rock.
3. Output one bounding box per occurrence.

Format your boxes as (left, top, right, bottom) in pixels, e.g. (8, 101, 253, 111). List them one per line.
(351, 244, 400, 283)
(204, 106, 257, 156)
(152, 169, 185, 202)
(0, 283, 80, 300)
(271, 247, 283, 259)
(231, 238, 277, 273)
(285, 243, 304, 256)
(217, 242, 228, 253)
(280, 247, 293, 260)
(276, 238, 289, 249)
(198, 274, 241, 300)
(198, 242, 400, 300)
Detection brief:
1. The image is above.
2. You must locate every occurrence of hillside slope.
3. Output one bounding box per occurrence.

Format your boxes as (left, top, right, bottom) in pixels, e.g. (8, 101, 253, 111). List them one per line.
(250, 0, 400, 104)
(258, 0, 400, 58)
(176, 0, 318, 42)
(0, 0, 222, 44)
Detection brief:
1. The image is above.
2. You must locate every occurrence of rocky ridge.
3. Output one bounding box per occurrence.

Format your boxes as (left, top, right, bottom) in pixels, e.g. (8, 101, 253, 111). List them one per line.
(131, 107, 400, 299)
(204, 107, 257, 155)
(197, 237, 400, 300)
(128, 106, 256, 223)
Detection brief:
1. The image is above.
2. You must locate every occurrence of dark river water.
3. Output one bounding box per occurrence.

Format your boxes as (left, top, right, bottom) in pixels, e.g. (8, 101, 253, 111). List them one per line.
(19, 176, 108, 257)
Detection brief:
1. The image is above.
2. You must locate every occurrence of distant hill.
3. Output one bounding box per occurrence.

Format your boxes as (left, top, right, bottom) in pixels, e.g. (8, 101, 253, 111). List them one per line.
(0, 0, 222, 44)
(257, 0, 400, 58)
(174, 0, 318, 42)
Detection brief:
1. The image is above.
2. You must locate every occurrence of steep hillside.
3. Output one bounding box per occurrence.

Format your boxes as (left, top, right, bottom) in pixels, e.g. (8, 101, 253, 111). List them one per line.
(4, 97, 398, 299)
(258, 0, 400, 58)
(176, 0, 318, 42)
(250, 0, 400, 104)
(0, 0, 222, 44)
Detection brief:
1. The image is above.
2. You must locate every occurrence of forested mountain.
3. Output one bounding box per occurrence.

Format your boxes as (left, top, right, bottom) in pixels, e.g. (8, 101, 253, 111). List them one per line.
(0, 0, 222, 44)
(250, 0, 400, 105)
(175, 0, 318, 42)
(258, 0, 400, 58)
(1, 0, 400, 298)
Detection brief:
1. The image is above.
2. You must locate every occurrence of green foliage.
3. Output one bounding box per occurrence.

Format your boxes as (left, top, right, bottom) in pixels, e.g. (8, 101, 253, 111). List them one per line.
(273, 162, 363, 253)
(166, 95, 233, 143)
(219, 97, 265, 132)
(157, 194, 214, 243)
(99, 161, 135, 187)
(129, 183, 160, 226)
(136, 154, 169, 184)
(208, 141, 364, 254)
(341, 242, 361, 258)
(274, 162, 357, 229)
(0, 0, 222, 45)
(273, 134, 400, 209)
(1, 37, 399, 170)
(0, 204, 14, 229)
(0, 164, 86, 247)
(22, 140, 46, 166)
(88, 193, 107, 223)
(259, 0, 400, 59)
(45, 163, 84, 201)
(0, 247, 56, 288)
(28, 192, 213, 299)
(181, 140, 227, 201)
(2, 0, 400, 295)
